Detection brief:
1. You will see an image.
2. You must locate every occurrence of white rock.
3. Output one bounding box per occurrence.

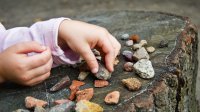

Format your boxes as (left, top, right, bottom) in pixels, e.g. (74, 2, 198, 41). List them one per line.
(133, 59, 155, 79)
(133, 47, 149, 61)
(139, 40, 147, 47)
(146, 46, 155, 53)
(133, 43, 142, 50)
(78, 72, 89, 81)
(121, 33, 129, 40)
(125, 40, 133, 46)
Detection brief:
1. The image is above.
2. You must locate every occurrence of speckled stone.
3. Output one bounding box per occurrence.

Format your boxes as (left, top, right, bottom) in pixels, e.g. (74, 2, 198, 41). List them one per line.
(122, 78, 141, 91)
(159, 40, 169, 48)
(133, 59, 155, 79)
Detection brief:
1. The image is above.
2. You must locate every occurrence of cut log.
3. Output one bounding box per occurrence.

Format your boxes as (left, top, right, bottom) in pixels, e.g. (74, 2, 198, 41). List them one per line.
(0, 11, 198, 112)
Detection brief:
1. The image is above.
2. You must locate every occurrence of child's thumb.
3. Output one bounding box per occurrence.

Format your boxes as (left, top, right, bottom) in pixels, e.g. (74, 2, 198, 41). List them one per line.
(15, 41, 46, 54)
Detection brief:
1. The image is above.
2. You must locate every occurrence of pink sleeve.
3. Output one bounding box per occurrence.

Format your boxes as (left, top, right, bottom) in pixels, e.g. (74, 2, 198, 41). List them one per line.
(0, 18, 80, 67)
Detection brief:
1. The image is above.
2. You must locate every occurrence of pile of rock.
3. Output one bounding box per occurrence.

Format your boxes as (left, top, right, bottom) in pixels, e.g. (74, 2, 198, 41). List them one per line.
(121, 34, 156, 91)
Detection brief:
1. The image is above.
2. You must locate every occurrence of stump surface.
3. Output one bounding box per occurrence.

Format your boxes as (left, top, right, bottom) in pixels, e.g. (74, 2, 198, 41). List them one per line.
(0, 11, 198, 112)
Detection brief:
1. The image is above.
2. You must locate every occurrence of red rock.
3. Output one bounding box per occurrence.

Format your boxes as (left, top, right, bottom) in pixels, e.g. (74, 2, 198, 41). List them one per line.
(68, 80, 85, 100)
(69, 80, 85, 90)
(76, 88, 94, 102)
(94, 80, 109, 88)
(69, 89, 78, 101)
(129, 34, 140, 43)
(104, 91, 120, 104)
(25, 96, 47, 109)
(54, 99, 72, 105)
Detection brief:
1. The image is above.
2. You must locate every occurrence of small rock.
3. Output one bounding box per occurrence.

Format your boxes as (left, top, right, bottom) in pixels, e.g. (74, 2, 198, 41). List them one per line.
(122, 50, 133, 61)
(50, 75, 70, 92)
(68, 89, 78, 101)
(133, 43, 142, 50)
(76, 100, 103, 112)
(49, 102, 75, 112)
(13, 109, 30, 112)
(104, 91, 120, 104)
(139, 40, 147, 47)
(94, 62, 111, 80)
(69, 80, 85, 90)
(69, 80, 85, 100)
(76, 88, 94, 102)
(54, 99, 72, 105)
(25, 96, 47, 109)
(133, 59, 155, 79)
(121, 33, 129, 40)
(125, 40, 133, 46)
(78, 72, 89, 81)
(96, 56, 102, 61)
(129, 34, 140, 43)
(94, 80, 109, 87)
(133, 47, 149, 61)
(122, 78, 141, 91)
(159, 40, 168, 48)
(113, 58, 119, 66)
(146, 46, 155, 53)
(123, 62, 134, 72)
(34, 106, 46, 112)
(92, 49, 100, 56)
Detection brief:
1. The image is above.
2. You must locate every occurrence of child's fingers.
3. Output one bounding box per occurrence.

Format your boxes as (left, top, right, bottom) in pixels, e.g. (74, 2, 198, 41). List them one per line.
(28, 57, 52, 79)
(26, 47, 52, 69)
(24, 72, 50, 86)
(79, 44, 98, 74)
(97, 36, 115, 72)
(14, 41, 46, 54)
(108, 34, 121, 57)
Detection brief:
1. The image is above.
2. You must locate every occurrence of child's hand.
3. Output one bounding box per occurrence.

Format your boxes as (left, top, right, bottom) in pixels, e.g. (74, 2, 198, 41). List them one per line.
(0, 41, 52, 86)
(58, 20, 121, 73)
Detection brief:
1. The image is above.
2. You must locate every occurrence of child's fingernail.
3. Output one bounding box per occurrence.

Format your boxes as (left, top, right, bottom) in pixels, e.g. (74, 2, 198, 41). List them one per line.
(41, 46, 46, 50)
(92, 68, 98, 74)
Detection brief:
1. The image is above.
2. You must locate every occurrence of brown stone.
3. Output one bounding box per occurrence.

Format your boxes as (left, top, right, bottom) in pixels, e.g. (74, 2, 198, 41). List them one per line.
(94, 80, 109, 87)
(25, 96, 47, 109)
(122, 78, 141, 91)
(129, 34, 140, 43)
(104, 91, 120, 104)
(54, 99, 72, 105)
(123, 62, 134, 72)
(76, 88, 94, 102)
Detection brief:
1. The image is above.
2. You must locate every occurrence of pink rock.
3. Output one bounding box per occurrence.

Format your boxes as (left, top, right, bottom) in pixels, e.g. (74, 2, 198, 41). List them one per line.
(104, 91, 120, 104)
(25, 96, 47, 109)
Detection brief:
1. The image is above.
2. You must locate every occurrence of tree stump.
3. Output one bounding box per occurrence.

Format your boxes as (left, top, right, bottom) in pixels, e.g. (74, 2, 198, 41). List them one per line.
(0, 11, 198, 112)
